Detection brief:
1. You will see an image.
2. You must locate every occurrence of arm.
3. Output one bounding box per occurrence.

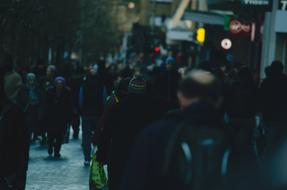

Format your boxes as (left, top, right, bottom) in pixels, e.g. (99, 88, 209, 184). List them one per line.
(79, 85, 84, 113)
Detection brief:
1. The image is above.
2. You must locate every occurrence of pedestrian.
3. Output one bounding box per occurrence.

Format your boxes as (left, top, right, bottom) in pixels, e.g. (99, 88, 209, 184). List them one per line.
(25, 73, 41, 142)
(45, 76, 72, 158)
(0, 52, 30, 190)
(95, 77, 131, 164)
(102, 76, 162, 190)
(79, 64, 107, 166)
(260, 61, 287, 154)
(38, 65, 57, 146)
(225, 66, 258, 159)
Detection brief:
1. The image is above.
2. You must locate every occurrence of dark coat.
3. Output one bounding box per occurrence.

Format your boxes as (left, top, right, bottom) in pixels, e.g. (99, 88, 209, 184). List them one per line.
(260, 74, 287, 124)
(45, 87, 72, 133)
(0, 100, 30, 177)
(120, 100, 267, 190)
(80, 75, 106, 117)
(119, 101, 226, 190)
(100, 94, 164, 190)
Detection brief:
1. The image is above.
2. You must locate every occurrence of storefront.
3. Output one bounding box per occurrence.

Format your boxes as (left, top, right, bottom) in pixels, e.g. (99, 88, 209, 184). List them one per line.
(275, 1, 287, 72)
(261, 0, 287, 77)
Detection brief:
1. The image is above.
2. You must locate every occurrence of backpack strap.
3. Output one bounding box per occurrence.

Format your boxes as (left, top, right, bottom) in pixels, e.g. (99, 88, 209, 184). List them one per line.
(161, 122, 192, 183)
(161, 122, 231, 186)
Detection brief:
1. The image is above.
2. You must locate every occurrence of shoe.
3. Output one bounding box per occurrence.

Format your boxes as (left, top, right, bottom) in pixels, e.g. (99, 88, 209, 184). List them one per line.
(54, 153, 61, 159)
(48, 146, 53, 156)
(84, 161, 90, 166)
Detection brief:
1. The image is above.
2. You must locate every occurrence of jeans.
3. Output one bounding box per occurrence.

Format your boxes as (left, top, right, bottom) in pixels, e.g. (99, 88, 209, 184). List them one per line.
(82, 116, 98, 162)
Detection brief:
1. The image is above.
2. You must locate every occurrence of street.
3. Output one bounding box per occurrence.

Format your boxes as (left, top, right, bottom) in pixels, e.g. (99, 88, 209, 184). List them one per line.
(26, 138, 89, 190)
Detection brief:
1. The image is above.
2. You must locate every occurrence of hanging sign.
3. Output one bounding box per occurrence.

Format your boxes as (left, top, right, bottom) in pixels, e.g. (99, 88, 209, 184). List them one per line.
(242, 0, 269, 6)
(230, 19, 251, 35)
(240, 0, 271, 11)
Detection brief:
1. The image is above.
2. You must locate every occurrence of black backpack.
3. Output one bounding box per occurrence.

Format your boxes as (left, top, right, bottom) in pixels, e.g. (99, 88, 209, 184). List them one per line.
(161, 122, 230, 190)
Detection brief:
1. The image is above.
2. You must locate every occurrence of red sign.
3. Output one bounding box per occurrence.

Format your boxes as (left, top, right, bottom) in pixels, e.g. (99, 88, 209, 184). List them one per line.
(230, 19, 251, 35)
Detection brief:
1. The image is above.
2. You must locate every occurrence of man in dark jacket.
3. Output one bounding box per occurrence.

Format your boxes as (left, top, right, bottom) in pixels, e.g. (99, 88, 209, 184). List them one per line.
(79, 64, 107, 165)
(120, 70, 266, 190)
(45, 76, 72, 158)
(0, 53, 30, 190)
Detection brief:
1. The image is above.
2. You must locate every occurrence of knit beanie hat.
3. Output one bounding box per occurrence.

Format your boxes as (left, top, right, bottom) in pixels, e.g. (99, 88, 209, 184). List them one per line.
(128, 76, 146, 94)
(55, 76, 66, 83)
(4, 71, 23, 100)
(26, 73, 36, 82)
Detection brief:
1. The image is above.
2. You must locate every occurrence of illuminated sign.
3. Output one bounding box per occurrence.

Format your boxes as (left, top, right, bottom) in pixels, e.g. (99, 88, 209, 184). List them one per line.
(230, 19, 251, 35)
(243, 0, 269, 5)
(221, 39, 232, 50)
(240, 0, 271, 10)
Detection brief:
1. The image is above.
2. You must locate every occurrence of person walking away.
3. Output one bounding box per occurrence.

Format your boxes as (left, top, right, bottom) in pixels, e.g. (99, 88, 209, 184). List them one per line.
(225, 67, 258, 160)
(38, 65, 57, 146)
(45, 77, 72, 158)
(0, 53, 30, 190)
(25, 73, 41, 142)
(79, 64, 107, 166)
(260, 61, 287, 155)
(102, 76, 162, 190)
(95, 77, 131, 164)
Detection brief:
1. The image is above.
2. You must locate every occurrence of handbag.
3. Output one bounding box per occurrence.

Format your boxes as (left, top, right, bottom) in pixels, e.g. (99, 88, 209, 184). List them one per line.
(89, 154, 108, 190)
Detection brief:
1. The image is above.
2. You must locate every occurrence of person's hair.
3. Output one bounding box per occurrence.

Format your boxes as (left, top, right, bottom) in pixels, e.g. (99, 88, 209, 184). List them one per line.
(271, 60, 284, 75)
(178, 70, 222, 103)
(47, 65, 56, 72)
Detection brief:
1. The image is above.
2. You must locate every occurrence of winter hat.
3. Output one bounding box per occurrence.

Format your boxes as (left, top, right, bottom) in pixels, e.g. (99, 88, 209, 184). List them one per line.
(4, 71, 23, 100)
(128, 76, 146, 94)
(26, 73, 36, 82)
(55, 76, 66, 84)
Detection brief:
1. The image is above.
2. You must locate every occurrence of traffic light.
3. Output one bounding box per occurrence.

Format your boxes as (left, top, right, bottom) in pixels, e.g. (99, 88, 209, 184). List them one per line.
(196, 27, 206, 44)
(154, 47, 160, 53)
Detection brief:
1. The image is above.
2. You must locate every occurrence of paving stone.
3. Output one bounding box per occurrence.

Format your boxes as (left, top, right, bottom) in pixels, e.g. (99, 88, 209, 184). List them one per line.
(26, 138, 90, 190)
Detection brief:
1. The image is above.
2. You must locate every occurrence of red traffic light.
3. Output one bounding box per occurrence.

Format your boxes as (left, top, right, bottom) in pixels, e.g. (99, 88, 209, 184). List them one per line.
(154, 47, 160, 53)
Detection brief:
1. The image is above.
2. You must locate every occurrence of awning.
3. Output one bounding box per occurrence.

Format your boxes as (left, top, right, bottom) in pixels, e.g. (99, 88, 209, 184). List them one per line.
(183, 11, 228, 25)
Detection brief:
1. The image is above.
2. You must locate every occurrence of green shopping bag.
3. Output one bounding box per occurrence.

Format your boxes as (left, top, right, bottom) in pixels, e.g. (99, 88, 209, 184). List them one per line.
(89, 155, 108, 190)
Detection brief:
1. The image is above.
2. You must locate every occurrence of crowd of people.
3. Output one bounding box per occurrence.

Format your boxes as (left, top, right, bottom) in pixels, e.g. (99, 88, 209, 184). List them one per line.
(1, 49, 287, 190)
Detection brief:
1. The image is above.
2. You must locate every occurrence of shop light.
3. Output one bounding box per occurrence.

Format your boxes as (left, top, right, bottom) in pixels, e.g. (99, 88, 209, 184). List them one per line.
(221, 38, 232, 50)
